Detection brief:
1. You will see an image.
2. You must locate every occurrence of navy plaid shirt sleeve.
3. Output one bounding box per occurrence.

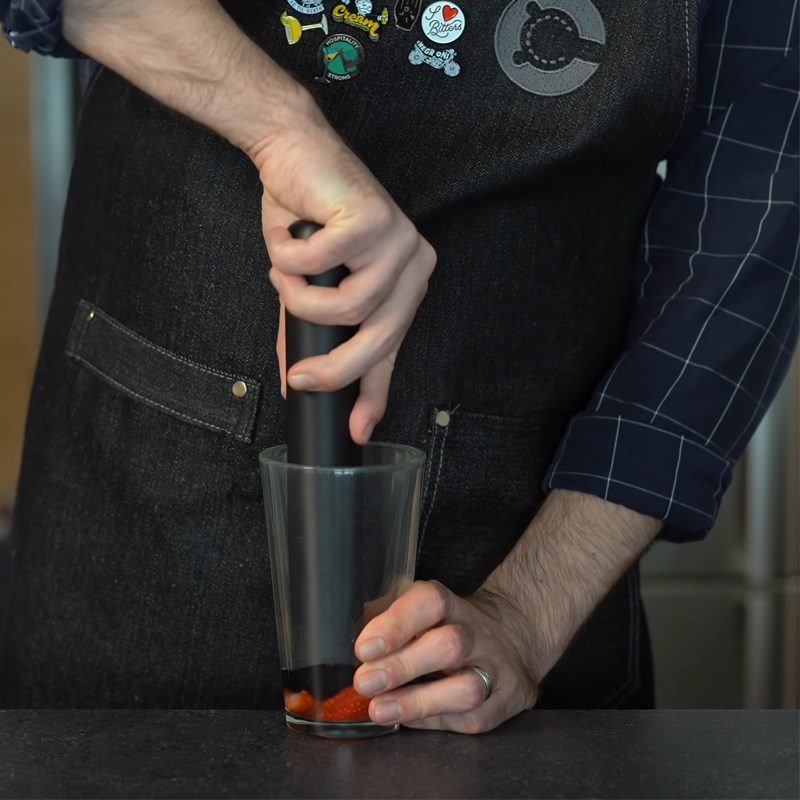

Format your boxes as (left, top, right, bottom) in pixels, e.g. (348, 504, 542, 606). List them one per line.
(1, 0, 80, 57)
(544, 0, 800, 542)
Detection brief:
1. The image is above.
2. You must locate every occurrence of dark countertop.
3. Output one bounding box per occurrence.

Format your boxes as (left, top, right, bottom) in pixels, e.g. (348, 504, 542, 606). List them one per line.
(1, 710, 797, 799)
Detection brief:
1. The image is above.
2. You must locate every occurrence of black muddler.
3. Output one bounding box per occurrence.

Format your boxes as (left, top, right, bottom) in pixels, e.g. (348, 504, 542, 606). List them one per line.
(285, 219, 362, 468)
(284, 219, 364, 680)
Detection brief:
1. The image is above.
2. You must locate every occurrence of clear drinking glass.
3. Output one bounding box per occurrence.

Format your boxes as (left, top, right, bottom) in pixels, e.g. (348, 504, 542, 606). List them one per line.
(259, 441, 426, 739)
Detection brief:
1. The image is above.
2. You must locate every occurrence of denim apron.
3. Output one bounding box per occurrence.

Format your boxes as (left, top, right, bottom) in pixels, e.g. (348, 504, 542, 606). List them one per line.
(2, 0, 697, 708)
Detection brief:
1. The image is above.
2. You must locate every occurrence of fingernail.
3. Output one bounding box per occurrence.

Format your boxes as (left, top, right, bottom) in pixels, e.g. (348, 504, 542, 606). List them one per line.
(373, 700, 402, 724)
(363, 420, 376, 442)
(358, 637, 386, 660)
(356, 670, 388, 696)
(288, 374, 317, 391)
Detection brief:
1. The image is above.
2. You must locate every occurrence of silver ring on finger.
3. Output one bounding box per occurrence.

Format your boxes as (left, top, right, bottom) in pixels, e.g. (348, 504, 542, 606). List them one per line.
(469, 665, 494, 702)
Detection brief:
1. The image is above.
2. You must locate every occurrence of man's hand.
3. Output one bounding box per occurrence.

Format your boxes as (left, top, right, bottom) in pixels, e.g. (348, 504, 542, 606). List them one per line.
(250, 116, 436, 446)
(353, 580, 538, 734)
(62, 0, 437, 446)
(354, 490, 662, 733)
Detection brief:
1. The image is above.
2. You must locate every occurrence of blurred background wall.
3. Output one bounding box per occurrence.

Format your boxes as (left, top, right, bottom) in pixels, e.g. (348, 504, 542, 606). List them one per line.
(0, 43, 38, 528)
(642, 353, 799, 709)
(0, 52, 798, 709)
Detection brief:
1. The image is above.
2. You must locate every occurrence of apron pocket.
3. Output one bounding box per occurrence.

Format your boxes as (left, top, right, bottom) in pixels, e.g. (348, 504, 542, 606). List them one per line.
(65, 299, 261, 443)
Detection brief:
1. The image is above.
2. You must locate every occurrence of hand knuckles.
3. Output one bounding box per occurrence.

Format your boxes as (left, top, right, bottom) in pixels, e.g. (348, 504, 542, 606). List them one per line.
(280, 294, 301, 317)
(306, 294, 330, 319)
(423, 580, 451, 619)
(407, 693, 431, 721)
(390, 652, 413, 685)
(271, 248, 298, 273)
(363, 283, 385, 311)
(370, 201, 393, 231)
(437, 626, 467, 666)
(462, 674, 486, 709)
(339, 311, 364, 328)
(280, 249, 318, 276)
(304, 249, 332, 275)
(338, 300, 368, 326)
(460, 711, 489, 735)
(399, 223, 418, 253)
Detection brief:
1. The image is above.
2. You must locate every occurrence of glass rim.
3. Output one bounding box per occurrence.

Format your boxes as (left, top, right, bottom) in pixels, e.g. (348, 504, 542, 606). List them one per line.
(258, 441, 426, 473)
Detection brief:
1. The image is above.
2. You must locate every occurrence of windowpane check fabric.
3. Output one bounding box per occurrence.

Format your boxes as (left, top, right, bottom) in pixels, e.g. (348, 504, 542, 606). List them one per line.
(545, 0, 800, 541)
(0, 0, 79, 57)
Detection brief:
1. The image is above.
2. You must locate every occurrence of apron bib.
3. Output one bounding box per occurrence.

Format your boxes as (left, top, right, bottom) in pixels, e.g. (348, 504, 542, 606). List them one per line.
(2, 0, 696, 708)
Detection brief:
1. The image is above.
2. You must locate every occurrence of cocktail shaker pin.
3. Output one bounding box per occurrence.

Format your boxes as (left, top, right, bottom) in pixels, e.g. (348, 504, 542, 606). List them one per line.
(281, 11, 329, 45)
(394, 0, 422, 30)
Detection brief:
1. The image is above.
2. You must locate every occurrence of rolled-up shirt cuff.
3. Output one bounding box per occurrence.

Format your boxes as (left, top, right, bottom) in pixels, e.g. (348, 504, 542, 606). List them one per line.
(2, 0, 82, 57)
(543, 413, 735, 542)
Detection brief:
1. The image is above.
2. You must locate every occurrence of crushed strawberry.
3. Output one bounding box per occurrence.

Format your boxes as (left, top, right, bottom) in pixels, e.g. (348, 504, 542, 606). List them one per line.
(320, 685, 371, 721)
(284, 684, 371, 722)
(283, 689, 316, 717)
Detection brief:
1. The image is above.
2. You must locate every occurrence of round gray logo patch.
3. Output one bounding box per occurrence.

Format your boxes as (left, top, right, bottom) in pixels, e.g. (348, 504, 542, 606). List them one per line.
(495, 0, 606, 96)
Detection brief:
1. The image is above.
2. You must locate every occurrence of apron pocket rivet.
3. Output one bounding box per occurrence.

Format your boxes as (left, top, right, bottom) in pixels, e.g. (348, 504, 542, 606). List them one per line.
(232, 380, 248, 398)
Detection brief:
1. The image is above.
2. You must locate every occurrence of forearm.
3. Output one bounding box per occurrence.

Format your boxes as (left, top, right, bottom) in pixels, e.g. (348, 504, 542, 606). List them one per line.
(62, 0, 315, 158)
(477, 489, 662, 681)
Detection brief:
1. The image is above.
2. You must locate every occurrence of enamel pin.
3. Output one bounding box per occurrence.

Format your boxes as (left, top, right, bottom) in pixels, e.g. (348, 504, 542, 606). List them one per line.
(332, 3, 388, 40)
(420, 2, 464, 44)
(316, 33, 365, 82)
(408, 40, 461, 75)
(286, 0, 325, 15)
(281, 11, 329, 44)
(394, 0, 422, 30)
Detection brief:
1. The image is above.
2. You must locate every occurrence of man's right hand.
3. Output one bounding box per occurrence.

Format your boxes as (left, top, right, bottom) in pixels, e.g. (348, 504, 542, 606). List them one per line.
(63, 0, 436, 445)
(249, 103, 436, 445)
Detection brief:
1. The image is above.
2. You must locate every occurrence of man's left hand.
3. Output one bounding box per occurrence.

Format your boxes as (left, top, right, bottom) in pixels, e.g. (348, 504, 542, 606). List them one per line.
(352, 580, 538, 734)
(352, 491, 663, 734)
